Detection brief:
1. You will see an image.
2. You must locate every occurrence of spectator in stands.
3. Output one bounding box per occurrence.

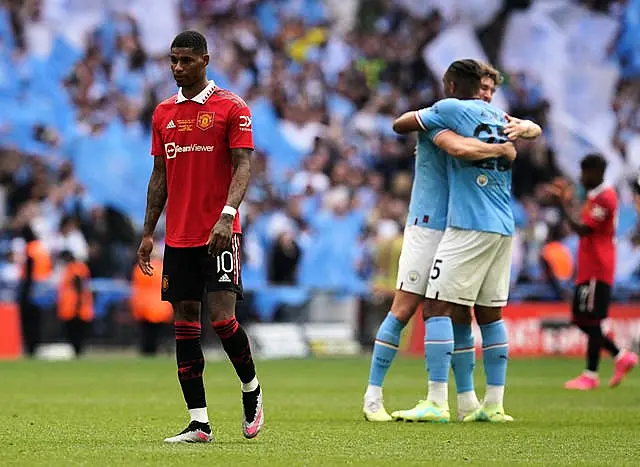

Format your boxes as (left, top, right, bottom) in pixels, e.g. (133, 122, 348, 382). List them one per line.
(0, 0, 639, 329)
(17, 224, 51, 357)
(268, 230, 301, 285)
(361, 220, 402, 346)
(632, 175, 640, 246)
(541, 223, 574, 300)
(53, 215, 89, 263)
(130, 240, 173, 356)
(57, 250, 94, 358)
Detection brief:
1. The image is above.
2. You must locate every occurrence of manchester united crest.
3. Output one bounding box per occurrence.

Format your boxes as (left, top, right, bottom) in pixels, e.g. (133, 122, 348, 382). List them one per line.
(196, 111, 214, 131)
(162, 275, 169, 291)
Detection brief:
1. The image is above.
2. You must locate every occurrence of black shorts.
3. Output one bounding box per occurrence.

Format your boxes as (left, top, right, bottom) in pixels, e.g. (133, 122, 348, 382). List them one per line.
(572, 280, 611, 323)
(161, 234, 243, 303)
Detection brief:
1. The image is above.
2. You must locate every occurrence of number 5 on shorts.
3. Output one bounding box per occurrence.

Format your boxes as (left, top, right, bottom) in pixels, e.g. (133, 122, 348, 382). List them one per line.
(431, 259, 442, 280)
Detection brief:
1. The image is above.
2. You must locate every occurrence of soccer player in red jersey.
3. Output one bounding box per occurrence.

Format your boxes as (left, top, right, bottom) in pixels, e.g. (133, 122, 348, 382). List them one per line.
(549, 154, 638, 390)
(137, 31, 263, 443)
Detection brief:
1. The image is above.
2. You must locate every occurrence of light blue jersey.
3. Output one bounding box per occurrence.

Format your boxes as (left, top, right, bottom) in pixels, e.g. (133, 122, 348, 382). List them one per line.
(407, 130, 449, 231)
(417, 98, 514, 236)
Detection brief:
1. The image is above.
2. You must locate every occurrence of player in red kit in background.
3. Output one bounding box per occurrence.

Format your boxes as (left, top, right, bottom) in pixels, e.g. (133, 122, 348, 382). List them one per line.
(137, 31, 263, 443)
(548, 154, 638, 391)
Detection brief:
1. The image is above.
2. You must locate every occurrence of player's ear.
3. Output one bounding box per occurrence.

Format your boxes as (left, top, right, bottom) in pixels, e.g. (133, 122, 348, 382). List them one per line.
(202, 53, 210, 67)
(446, 80, 455, 95)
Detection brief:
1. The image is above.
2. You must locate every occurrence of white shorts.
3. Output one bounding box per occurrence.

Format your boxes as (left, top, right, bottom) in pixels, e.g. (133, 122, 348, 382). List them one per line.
(395, 225, 444, 295)
(425, 227, 512, 307)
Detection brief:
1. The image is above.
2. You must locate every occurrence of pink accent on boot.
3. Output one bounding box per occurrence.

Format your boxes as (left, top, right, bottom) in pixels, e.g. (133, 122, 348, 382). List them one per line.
(609, 351, 639, 388)
(564, 374, 599, 390)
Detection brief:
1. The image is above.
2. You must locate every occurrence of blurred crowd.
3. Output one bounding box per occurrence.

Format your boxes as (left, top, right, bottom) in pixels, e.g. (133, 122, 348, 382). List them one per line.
(1, 0, 640, 323)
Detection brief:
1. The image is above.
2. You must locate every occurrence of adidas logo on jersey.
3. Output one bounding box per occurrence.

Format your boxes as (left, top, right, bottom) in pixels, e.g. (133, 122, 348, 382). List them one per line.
(219, 273, 231, 283)
(166, 120, 176, 129)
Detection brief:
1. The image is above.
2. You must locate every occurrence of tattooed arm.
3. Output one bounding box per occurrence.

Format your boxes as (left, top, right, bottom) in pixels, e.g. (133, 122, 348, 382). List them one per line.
(143, 156, 168, 237)
(224, 148, 252, 212)
(207, 148, 252, 255)
(137, 156, 167, 275)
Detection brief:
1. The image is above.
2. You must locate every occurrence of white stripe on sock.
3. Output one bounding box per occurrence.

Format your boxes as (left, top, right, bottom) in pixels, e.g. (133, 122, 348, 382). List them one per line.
(375, 340, 398, 350)
(483, 343, 508, 351)
(453, 348, 475, 354)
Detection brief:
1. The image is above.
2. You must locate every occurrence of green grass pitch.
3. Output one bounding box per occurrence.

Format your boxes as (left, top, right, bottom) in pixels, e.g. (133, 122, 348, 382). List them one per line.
(0, 356, 638, 466)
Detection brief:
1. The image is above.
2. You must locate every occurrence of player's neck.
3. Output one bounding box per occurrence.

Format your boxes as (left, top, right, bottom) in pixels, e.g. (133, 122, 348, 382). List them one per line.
(180, 78, 210, 100)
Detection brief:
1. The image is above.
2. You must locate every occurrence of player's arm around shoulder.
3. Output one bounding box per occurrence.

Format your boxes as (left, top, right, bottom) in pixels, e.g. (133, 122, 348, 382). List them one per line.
(392, 110, 424, 134)
(504, 115, 542, 140)
(392, 99, 463, 135)
(433, 130, 517, 162)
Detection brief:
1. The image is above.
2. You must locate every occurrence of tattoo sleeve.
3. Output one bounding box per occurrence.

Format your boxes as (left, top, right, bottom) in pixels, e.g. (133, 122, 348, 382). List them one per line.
(225, 148, 252, 211)
(142, 156, 167, 237)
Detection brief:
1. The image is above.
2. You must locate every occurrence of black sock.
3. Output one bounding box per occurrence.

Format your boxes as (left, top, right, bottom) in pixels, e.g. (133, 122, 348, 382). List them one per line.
(586, 331, 602, 372)
(579, 324, 611, 373)
(175, 321, 206, 409)
(601, 334, 620, 358)
(242, 385, 261, 421)
(212, 318, 256, 384)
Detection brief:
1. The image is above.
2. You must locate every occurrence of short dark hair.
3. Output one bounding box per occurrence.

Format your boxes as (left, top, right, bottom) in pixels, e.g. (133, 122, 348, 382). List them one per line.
(443, 59, 483, 99)
(580, 153, 607, 173)
(171, 30, 208, 54)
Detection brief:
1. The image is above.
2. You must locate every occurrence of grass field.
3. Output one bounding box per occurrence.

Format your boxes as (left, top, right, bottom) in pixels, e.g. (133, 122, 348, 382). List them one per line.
(0, 356, 638, 466)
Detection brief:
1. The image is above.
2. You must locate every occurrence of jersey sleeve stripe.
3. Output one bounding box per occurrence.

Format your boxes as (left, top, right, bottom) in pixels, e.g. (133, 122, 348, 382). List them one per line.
(414, 111, 428, 131)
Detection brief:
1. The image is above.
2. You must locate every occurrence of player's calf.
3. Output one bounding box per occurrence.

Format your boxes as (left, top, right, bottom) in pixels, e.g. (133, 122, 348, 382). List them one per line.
(364, 290, 422, 421)
(452, 323, 480, 419)
(423, 300, 454, 407)
(475, 306, 508, 407)
(450, 305, 480, 419)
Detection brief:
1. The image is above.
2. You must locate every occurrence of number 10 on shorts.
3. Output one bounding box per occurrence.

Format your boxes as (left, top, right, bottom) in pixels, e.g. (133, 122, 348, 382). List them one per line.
(217, 251, 234, 273)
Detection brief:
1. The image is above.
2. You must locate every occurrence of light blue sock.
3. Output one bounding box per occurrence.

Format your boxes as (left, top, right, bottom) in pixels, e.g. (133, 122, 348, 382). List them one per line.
(452, 324, 475, 394)
(425, 316, 454, 383)
(480, 320, 509, 388)
(367, 313, 406, 387)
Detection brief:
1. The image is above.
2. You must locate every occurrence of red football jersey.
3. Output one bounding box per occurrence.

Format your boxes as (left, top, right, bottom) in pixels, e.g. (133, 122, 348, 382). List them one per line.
(151, 81, 253, 248)
(576, 185, 617, 286)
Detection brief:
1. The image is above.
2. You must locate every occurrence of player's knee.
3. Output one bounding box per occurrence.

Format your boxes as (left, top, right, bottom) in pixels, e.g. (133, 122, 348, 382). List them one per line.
(423, 298, 451, 319)
(450, 304, 472, 325)
(475, 306, 502, 325)
(390, 293, 423, 322)
(172, 301, 201, 322)
(207, 290, 237, 323)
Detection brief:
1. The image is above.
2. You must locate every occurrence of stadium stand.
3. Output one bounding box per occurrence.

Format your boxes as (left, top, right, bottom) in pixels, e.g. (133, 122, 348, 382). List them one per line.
(0, 0, 639, 340)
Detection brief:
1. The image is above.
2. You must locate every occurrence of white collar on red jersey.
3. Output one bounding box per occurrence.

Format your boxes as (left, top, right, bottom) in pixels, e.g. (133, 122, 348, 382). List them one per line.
(587, 182, 610, 199)
(176, 80, 217, 104)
